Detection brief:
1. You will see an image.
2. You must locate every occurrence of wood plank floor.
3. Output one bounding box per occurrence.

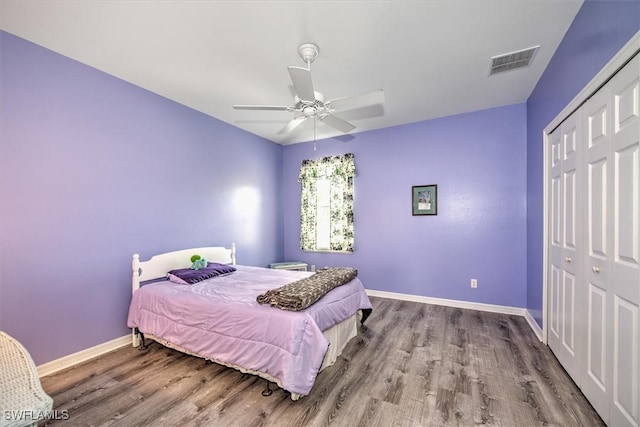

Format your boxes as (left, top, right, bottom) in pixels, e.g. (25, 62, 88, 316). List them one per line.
(40, 297, 604, 426)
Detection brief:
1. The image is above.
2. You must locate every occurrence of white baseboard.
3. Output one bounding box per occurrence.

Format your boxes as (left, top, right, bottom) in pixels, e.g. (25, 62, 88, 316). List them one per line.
(524, 309, 543, 342)
(366, 289, 544, 339)
(366, 289, 527, 316)
(38, 335, 131, 377)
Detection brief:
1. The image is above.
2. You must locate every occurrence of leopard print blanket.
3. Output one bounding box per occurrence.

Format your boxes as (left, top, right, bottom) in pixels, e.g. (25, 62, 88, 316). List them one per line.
(256, 267, 358, 311)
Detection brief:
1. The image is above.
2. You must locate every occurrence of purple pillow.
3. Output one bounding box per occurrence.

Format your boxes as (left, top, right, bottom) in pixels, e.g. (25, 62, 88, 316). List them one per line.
(167, 262, 236, 285)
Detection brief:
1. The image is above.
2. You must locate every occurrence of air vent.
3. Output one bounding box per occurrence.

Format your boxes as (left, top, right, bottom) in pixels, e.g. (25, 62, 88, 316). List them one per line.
(489, 46, 539, 75)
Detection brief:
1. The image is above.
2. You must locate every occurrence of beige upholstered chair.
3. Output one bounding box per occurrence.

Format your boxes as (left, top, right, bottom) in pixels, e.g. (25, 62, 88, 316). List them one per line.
(0, 332, 53, 427)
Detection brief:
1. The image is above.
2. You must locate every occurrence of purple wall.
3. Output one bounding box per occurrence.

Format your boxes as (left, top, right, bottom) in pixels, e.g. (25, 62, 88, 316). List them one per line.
(526, 1, 639, 326)
(0, 31, 284, 364)
(283, 104, 527, 308)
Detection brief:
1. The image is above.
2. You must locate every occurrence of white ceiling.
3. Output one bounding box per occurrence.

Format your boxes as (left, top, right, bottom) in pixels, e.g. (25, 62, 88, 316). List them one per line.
(0, 0, 583, 145)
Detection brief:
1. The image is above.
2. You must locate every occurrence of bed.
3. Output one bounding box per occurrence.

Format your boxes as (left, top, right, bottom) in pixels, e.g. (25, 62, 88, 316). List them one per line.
(126, 244, 372, 400)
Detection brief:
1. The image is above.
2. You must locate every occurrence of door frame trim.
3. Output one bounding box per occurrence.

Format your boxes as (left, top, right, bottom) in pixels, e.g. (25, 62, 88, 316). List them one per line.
(542, 30, 640, 344)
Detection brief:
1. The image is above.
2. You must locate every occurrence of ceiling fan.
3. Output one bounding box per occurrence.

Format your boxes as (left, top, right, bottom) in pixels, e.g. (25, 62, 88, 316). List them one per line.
(233, 43, 385, 136)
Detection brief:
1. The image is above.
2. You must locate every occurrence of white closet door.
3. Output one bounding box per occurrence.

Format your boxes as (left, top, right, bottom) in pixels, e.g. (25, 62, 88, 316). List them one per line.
(577, 54, 640, 427)
(582, 83, 612, 420)
(608, 54, 639, 427)
(548, 53, 640, 427)
(549, 128, 563, 355)
(548, 110, 584, 383)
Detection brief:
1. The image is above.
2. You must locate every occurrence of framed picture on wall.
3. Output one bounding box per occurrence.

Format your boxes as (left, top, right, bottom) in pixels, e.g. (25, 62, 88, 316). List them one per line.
(412, 184, 437, 216)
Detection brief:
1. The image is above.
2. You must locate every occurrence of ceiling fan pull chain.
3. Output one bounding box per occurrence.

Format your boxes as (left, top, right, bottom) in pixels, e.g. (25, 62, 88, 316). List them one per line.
(313, 115, 317, 151)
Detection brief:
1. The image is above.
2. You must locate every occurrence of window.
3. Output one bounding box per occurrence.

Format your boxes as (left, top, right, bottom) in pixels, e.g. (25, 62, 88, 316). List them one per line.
(298, 153, 355, 252)
(315, 177, 331, 250)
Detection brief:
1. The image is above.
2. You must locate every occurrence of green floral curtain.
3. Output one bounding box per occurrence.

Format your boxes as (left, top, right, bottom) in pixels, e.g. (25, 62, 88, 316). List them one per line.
(299, 153, 355, 252)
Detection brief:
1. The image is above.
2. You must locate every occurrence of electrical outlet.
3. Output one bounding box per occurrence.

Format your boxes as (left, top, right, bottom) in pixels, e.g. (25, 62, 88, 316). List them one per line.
(471, 279, 478, 288)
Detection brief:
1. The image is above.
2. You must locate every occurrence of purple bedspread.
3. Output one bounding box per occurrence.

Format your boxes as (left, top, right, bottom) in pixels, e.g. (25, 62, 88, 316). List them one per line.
(127, 265, 372, 396)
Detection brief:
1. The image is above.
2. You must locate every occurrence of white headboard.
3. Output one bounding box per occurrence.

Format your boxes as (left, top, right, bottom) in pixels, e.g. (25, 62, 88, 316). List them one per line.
(132, 243, 236, 293)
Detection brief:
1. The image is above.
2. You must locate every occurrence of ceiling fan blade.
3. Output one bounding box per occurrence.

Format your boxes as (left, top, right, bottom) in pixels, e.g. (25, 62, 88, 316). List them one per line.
(319, 113, 356, 133)
(233, 105, 293, 111)
(277, 116, 307, 135)
(287, 66, 315, 102)
(326, 89, 385, 111)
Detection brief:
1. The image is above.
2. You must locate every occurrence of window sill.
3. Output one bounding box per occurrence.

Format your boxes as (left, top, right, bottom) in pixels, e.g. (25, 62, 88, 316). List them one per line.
(302, 250, 353, 254)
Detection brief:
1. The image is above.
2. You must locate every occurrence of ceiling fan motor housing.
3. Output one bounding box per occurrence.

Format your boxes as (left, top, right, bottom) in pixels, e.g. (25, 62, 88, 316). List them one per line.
(294, 91, 325, 113)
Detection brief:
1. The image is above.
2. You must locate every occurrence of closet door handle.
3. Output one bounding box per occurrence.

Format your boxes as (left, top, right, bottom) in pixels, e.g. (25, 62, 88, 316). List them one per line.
(565, 257, 572, 263)
(592, 266, 600, 273)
